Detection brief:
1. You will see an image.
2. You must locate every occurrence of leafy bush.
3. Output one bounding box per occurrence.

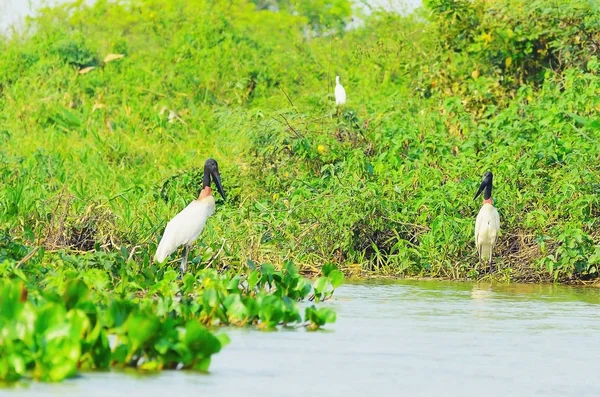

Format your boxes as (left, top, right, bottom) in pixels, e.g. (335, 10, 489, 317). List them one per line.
(423, 0, 600, 112)
(54, 38, 98, 68)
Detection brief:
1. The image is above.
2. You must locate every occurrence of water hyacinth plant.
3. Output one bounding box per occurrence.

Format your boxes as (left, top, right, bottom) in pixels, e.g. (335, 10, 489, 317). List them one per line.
(0, 251, 342, 382)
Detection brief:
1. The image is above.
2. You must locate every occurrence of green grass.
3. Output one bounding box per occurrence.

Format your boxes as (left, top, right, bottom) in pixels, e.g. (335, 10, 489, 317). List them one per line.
(1, 0, 600, 285)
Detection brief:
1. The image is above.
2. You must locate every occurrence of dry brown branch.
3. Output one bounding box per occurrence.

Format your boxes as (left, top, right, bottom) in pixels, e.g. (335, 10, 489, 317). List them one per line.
(16, 246, 40, 269)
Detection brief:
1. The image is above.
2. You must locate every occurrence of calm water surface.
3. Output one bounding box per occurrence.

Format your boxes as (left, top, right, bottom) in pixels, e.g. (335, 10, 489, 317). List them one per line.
(5, 280, 600, 397)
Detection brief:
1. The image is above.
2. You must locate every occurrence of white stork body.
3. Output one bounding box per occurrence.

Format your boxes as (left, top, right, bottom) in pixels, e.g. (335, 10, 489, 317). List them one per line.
(474, 202, 500, 264)
(154, 195, 215, 268)
(154, 158, 225, 275)
(335, 75, 346, 106)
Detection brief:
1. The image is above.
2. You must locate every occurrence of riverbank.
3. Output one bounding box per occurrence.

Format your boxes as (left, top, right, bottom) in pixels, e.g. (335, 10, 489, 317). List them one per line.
(1, 0, 600, 284)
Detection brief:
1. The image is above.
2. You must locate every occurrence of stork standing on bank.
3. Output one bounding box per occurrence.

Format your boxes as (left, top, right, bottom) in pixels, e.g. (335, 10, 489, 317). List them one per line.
(474, 171, 500, 271)
(335, 75, 346, 106)
(154, 158, 226, 275)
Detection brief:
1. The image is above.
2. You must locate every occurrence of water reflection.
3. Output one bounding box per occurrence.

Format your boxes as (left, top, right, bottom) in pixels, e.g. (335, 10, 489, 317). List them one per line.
(470, 284, 493, 300)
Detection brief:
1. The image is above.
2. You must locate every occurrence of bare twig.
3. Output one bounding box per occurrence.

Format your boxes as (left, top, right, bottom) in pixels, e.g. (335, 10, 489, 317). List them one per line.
(207, 238, 227, 268)
(278, 112, 304, 139)
(127, 246, 140, 262)
(16, 247, 40, 269)
(279, 86, 296, 109)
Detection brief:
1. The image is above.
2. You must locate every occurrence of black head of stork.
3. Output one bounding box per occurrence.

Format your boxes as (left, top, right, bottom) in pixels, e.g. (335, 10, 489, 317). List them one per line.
(203, 158, 226, 201)
(474, 171, 493, 201)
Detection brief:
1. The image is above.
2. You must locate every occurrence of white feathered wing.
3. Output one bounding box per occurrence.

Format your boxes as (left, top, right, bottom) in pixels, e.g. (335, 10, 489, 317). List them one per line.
(474, 203, 500, 261)
(154, 196, 216, 263)
(335, 76, 346, 105)
(335, 83, 346, 105)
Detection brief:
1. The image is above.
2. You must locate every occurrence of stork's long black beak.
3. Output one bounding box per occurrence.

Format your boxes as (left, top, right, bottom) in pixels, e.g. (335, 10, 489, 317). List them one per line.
(474, 180, 486, 200)
(474, 172, 493, 200)
(212, 171, 226, 201)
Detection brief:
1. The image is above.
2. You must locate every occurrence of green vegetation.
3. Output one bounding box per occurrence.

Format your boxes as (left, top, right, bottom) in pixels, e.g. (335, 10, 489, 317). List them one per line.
(0, 236, 342, 382)
(1, 0, 600, 381)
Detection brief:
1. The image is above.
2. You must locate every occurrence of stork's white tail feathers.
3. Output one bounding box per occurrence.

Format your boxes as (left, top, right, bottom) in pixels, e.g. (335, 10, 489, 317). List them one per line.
(154, 231, 177, 263)
(478, 242, 494, 262)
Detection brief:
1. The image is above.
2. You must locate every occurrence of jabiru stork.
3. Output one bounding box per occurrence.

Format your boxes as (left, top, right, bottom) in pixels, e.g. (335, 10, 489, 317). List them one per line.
(154, 158, 226, 275)
(474, 171, 500, 271)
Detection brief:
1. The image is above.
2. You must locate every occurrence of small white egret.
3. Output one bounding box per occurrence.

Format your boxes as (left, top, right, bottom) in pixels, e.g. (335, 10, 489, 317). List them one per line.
(334, 75, 346, 106)
(154, 158, 226, 275)
(474, 171, 500, 271)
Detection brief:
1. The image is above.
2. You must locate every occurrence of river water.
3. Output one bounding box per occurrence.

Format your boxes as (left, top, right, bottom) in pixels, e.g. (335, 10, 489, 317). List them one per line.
(6, 280, 600, 397)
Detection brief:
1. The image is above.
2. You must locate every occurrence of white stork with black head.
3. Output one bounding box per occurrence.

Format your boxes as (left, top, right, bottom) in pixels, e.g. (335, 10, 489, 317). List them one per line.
(154, 158, 226, 275)
(474, 171, 500, 271)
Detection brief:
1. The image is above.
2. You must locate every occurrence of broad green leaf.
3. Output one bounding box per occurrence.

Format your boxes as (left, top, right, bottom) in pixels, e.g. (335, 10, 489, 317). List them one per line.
(327, 270, 344, 289)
